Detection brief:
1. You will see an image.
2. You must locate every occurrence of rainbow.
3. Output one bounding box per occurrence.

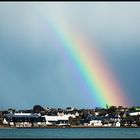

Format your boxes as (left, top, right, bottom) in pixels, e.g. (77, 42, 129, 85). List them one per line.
(37, 10, 129, 108)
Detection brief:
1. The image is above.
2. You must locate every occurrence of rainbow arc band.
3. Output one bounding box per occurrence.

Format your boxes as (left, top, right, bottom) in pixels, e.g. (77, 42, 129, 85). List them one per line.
(37, 10, 129, 107)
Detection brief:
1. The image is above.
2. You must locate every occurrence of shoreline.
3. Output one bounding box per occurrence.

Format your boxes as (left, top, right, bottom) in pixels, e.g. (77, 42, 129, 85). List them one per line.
(0, 125, 140, 129)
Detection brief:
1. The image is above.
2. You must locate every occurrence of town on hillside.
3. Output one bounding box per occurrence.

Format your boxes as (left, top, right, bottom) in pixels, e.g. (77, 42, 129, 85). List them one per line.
(0, 105, 140, 128)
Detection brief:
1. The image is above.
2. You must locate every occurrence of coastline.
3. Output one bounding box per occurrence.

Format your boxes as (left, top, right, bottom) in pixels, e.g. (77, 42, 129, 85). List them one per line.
(0, 124, 140, 129)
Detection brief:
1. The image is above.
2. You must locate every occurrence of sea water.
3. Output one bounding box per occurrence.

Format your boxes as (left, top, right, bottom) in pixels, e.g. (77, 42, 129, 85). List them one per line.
(0, 128, 140, 138)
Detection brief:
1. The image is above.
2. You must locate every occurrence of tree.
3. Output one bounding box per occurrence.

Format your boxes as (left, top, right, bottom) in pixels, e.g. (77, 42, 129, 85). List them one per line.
(136, 120, 140, 126)
(129, 107, 136, 112)
(33, 105, 44, 113)
(106, 104, 109, 110)
(0, 118, 3, 125)
(99, 110, 107, 116)
(68, 116, 81, 125)
(107, 105, 117, 114)
(118, 106, 124, 110)
(81, 110, 89, 119)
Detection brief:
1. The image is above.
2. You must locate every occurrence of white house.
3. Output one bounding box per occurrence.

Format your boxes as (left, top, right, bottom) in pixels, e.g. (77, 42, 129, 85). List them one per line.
(43, 115, 69, 126)
(4, 113, 46, 127)
(115, 121, 121, 127)
(88, 120, 102, 126)
(129, 112, 140, 116)
(3, 118, 8, 125)
(84, 116, 103, 126)
(14, 113, 32, 116)
(94, 112, 99, 116)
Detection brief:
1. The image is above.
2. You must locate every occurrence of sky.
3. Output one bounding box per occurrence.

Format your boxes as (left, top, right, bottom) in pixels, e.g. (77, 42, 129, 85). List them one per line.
(0, 2, 140, 110)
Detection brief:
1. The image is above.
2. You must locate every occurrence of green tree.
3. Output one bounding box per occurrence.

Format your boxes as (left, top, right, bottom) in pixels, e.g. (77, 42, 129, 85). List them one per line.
(68, 116, 82, 125)
(118, 106, 123, 110)
(136, 120, 140, 126)
(107, 105, 117, 114)
(106, 104, 109, 109)
(33, 105, 44, 113)
(129, 107, 136, 112)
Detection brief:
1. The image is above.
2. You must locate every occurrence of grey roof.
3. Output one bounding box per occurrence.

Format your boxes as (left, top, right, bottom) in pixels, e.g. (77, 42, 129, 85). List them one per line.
(5, 113, 39, 119)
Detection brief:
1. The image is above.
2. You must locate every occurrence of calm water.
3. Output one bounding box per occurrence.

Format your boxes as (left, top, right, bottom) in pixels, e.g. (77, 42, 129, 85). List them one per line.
(0, 128, 140, 138)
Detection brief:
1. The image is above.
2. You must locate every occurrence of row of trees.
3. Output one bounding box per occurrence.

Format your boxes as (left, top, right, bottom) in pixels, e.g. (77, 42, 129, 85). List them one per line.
(4, 104, 140, 114)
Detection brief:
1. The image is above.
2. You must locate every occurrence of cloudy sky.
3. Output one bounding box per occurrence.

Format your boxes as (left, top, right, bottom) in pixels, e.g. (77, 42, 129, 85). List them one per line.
(0, 2, 140, 110)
